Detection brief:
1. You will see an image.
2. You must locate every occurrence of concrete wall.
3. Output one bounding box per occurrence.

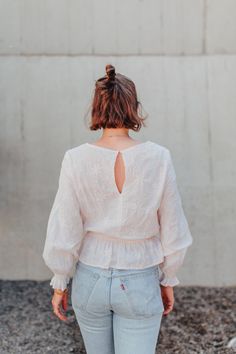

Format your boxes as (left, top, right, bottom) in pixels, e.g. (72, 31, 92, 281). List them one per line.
(0, 0, 235, 286)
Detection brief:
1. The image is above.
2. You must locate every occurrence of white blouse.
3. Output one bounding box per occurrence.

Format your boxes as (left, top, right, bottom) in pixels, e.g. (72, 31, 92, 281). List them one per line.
(42, 141, 193, 291)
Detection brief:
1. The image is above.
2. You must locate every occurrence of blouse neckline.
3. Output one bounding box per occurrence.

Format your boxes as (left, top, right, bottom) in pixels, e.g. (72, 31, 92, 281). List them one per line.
(86, 140, 151, 153)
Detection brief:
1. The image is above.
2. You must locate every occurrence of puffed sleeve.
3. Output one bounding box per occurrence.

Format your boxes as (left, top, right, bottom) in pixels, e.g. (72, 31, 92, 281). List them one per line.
(157, 149, 193, 287)
(42, 150, 85, 291)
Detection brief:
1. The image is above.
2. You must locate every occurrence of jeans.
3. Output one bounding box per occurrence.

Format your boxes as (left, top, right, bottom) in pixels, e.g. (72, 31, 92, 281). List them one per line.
(71, 260, 164, 354)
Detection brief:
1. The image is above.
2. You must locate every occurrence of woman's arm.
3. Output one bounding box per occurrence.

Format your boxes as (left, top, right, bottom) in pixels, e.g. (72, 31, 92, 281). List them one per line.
(157, 148, 193, 287)
(42, 150, 84, 291)
(158, 247, 188, 286)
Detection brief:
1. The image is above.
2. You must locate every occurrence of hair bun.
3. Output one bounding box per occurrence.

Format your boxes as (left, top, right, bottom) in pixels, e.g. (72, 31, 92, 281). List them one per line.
(106, 64, 116, 80)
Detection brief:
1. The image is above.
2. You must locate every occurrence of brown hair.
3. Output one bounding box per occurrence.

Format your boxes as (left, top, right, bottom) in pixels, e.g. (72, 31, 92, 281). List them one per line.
(88, 64, 148, 131)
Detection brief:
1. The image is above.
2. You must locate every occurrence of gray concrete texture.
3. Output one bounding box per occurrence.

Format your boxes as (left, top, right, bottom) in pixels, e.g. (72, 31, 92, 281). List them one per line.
(0, 0, 235, 286)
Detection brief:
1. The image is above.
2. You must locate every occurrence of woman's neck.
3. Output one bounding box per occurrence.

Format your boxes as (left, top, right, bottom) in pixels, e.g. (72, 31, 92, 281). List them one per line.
(101, 128, 130, 138)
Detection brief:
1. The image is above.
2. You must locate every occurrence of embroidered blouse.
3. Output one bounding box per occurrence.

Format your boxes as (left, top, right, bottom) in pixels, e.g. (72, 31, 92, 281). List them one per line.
(42, 140, 193, 291)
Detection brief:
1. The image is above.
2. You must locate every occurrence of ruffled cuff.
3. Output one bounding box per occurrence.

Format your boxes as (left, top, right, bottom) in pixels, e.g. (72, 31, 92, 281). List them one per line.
(49, 274, 70, 291)
(159, 276, 180, 287)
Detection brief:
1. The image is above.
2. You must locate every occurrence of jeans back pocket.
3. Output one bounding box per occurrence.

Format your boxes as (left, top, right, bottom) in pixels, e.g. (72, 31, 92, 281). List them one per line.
(71, 264, 100, 312)
(119, 268, 164, 318)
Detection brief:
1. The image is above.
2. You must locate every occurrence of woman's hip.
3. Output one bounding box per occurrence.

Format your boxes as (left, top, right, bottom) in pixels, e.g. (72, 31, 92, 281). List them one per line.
(71, 260, 164, 318)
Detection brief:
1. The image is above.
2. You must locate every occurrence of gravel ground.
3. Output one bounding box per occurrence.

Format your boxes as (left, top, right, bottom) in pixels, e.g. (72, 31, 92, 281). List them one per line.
(0, 280, 235, 354)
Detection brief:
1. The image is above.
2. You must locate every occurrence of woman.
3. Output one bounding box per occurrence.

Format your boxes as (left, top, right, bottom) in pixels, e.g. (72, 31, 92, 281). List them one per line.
(42, 64, 193, 354)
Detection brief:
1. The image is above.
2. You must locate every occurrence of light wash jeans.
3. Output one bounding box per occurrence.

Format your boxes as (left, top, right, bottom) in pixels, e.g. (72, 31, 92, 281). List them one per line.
(71, 260, 164, 354)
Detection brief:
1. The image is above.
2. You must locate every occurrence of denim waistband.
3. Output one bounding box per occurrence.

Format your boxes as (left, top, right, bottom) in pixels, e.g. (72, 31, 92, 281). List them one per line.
(76, 260, 160, 278)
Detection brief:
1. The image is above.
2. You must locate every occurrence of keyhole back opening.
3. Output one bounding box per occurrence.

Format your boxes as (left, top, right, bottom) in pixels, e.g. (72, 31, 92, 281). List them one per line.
(114, 152, 126, 195)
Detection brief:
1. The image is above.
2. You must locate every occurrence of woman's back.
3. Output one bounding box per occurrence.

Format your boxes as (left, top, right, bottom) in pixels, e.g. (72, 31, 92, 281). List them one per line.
(69, 140, 162, 238)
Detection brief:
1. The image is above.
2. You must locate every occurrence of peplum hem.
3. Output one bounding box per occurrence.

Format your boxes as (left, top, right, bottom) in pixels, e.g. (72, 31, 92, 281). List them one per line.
(78, 232, 165, 269)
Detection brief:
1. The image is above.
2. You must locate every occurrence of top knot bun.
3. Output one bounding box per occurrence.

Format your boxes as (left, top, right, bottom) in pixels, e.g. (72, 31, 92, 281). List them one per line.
(106, 64, 116, 80)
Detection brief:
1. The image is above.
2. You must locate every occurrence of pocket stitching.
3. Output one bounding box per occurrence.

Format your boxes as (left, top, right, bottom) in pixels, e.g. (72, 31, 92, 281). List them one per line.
(72, 269, 100, 311)
(120, 271, 163, 318)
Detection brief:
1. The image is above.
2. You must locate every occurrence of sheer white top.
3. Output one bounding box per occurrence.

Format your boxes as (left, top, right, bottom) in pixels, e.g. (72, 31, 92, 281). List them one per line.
(42, 140, 193, 291)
